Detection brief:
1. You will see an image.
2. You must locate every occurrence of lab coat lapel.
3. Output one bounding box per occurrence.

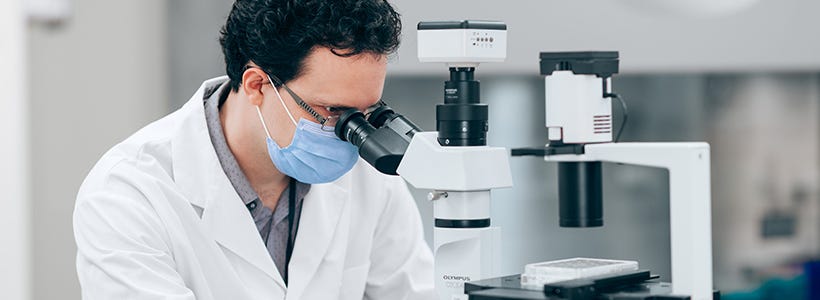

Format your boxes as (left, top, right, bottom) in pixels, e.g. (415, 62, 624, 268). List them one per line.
(171, 77, 286, 290)
(200, 176, 287, 289)
(286, 178, 349, 300)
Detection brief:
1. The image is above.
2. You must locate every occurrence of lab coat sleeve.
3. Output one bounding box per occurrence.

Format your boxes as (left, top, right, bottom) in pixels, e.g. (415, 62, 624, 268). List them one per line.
(74, 172, 196, 300)
(364, 176, 435, 300)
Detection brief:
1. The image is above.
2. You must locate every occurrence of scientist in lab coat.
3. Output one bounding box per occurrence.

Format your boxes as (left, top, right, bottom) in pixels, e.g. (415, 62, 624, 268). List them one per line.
(73, 0, 434, 299)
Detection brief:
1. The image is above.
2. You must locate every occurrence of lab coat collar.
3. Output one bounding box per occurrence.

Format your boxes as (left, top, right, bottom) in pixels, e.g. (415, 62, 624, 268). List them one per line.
(171, 77, 285, 288)
(171, 77, 350, 297)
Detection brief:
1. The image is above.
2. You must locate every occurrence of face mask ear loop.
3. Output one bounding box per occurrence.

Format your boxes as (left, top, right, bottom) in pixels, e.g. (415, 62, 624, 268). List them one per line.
(267, 75, 298, 126)
(255, 106, 274, 140)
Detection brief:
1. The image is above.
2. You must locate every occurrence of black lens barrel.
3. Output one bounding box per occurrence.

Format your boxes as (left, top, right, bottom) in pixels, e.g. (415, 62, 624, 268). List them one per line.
(445, 69, 479, 104)
(558, 162, 603, 228)
(437, 68, 488, 146)
(336, 109, 373, 147)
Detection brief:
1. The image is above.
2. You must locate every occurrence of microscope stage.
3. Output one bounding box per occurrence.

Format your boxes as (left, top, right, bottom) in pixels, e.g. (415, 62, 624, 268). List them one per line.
(464, 270, 718, 300)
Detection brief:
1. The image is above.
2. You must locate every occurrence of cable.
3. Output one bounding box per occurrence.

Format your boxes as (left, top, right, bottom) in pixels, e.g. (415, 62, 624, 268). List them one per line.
(605, 93, 628, 142)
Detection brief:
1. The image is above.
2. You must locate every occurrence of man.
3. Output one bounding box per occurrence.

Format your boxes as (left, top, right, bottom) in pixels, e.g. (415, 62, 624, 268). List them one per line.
(73, 0, 434, 299)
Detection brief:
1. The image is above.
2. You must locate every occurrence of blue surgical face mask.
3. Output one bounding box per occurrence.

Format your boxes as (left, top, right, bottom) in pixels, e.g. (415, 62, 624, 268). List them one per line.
(255, 79, 359, 184)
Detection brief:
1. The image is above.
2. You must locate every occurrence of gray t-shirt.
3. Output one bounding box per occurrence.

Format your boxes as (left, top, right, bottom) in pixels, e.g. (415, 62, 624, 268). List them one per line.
(202, 81, 310, 282)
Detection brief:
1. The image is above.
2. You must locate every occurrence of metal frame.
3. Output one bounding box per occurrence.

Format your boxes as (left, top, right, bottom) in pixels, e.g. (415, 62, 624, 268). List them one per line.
(546, 142, 714, 300)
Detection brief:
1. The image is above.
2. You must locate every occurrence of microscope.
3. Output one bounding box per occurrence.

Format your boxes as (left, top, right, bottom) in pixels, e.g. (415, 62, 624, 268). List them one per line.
(462, 52, 718, 299)
(332, 21, 716, 300)
(334, 20, 512, 300)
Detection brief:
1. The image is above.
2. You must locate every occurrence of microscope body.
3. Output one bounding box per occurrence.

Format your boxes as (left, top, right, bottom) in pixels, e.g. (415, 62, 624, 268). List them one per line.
(407, 21, 512, 300)
(333, 21, 511, 300)
(534, 52, 715, 300)
(397, 132, 510, 300)
(334, 22, 715, 300)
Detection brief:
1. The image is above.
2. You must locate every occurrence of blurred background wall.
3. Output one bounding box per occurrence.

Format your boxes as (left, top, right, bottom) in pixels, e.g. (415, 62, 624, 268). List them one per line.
(26, 0, 168, 299)
(8, 0, 819, 299)
(1, 0, 30, 299)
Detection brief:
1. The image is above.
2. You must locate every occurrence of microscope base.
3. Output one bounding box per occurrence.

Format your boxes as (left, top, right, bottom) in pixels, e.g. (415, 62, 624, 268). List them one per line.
(464, 271, 721, 300)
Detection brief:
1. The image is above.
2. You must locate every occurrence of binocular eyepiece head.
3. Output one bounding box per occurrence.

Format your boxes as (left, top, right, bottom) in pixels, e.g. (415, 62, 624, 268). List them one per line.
(333, 104, 420, 175)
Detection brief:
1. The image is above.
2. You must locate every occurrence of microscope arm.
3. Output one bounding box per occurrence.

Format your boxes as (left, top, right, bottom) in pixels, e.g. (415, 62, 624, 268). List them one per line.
(545, 142, 714, 300)
(398, 132, 513, 300)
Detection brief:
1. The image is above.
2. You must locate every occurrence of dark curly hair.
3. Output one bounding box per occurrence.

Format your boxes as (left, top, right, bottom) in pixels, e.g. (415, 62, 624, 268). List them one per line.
(219, 0, 402, 92)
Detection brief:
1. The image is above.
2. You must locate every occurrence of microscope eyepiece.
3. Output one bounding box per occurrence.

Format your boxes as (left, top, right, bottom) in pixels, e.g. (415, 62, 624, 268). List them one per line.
(367, 105, 396, 128)
(333, 104, 421, 175)
(335, 109, 372, 147)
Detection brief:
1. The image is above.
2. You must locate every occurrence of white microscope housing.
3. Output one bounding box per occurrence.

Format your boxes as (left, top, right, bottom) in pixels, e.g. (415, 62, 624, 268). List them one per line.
(530, 51, 715, 300)
(541, 52, 619, 145)
(398, 20, 512, 300)
(417, 20, 507, 68)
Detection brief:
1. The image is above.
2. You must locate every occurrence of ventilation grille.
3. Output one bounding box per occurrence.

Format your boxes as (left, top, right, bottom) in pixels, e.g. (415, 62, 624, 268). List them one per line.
(593, 115, 611, 134)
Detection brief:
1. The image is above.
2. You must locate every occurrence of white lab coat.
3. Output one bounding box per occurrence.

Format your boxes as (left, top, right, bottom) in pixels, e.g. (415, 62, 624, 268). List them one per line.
(74, 77, 435, 300)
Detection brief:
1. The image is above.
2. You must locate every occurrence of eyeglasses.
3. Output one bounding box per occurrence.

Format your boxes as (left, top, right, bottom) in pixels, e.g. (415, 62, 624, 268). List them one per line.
(268, 74, 384, 131)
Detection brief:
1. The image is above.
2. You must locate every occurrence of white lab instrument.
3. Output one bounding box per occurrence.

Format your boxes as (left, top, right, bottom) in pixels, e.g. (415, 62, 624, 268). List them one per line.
(417, 20, 507, 68)
(319, 21, 512, 300)
(503, 51, 714, 300)
(408, 20, 513, 300)
(330, 22, 716, 300)
(541, 142, 714, 299)
(398, 132, 511, 300)
(541, 52, 712, 300)
(544, 70, 614, 144)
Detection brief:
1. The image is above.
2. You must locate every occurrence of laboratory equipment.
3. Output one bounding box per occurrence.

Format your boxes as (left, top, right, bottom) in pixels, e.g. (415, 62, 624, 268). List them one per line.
(334, 20, 512, 300)
(333, 24, 717, 300)
(335, 104, 421, 175)
(520, 258, 639, 288)
(492, 51, 716, 299)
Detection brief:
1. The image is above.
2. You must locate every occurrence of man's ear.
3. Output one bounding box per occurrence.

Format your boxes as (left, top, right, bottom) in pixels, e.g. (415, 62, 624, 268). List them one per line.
(241, 68, 269, 106)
